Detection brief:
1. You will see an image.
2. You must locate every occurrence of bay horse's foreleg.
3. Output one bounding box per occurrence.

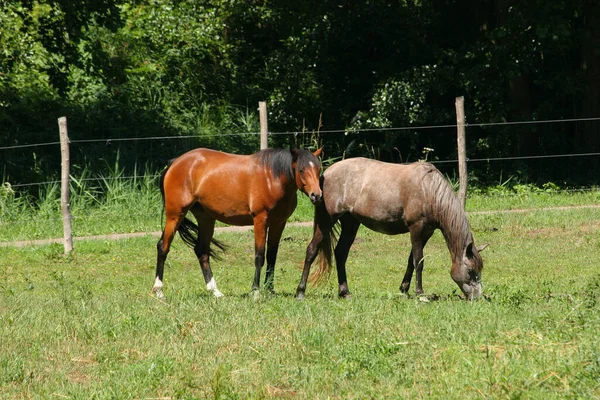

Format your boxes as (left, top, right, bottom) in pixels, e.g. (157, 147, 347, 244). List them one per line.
(264, 221, 286, 293)
(251, 214, 268, 294)
(296, 224, 325, 300)
(191, 210, 223, 298)
(334, 215, 360, 299)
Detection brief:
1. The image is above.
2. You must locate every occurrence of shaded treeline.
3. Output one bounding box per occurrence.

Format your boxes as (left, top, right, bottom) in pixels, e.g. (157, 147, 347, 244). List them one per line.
(1, 0, 599, 188)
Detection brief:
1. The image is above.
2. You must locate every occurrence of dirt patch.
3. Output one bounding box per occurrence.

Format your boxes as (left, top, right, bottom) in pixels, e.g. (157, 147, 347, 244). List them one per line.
(2, 204, 599, 248)
(0, 222, 313, 248)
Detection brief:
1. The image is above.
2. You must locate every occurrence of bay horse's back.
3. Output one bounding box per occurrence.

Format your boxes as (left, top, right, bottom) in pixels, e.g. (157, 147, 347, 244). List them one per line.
(162, 148, 257, 225)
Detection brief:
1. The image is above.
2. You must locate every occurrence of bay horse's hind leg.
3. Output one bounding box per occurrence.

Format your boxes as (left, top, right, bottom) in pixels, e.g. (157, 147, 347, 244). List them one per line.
(334, 214, 360, 298)
(190, 207, 223, 298)
(154, 210, 185, 298)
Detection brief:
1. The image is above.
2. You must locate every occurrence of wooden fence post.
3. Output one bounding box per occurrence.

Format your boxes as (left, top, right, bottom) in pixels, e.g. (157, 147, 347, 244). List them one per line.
(259, 101, 268, 150)
(455, 97, 467, 209)
(58, 117, 73, 253)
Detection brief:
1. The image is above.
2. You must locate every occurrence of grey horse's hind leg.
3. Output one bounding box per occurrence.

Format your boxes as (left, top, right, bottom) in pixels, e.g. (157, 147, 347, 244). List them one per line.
(334, 215, 360, 298)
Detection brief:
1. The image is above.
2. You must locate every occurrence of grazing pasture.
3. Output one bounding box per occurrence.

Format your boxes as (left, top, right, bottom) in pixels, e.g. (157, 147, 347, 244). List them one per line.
(1, 194, 600, 398)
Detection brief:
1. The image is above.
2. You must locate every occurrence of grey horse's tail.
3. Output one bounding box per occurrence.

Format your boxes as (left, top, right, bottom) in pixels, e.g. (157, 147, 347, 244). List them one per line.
(308, 201, 338, 284)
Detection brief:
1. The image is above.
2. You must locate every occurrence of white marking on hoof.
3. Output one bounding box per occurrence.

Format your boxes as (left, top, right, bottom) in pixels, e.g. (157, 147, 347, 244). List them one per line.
(207, 278, 224, 298)
(153, 277, 165, 298)
(252, 290, 260, 301)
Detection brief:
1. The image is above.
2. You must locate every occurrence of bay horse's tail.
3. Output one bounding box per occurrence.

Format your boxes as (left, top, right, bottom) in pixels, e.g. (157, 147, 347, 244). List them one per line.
(159, 165, 227, 258)
(308, 201, 338, 284)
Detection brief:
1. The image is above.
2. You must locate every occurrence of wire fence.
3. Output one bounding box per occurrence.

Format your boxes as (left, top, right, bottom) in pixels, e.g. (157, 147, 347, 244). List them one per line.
(3, 116, 600, 152)
(2, 115, 600, 189)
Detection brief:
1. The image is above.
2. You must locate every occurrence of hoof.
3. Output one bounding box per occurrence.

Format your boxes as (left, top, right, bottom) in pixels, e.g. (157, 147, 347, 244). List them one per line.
(153, 277, 165, 299)
(339, 292, 352, 300)
(252, 290, 261, 301)
(153, 288, 165, 299)
(296, 292, 305, 301)
(213, 290, 224, 299)
(264, 284, 275, 294)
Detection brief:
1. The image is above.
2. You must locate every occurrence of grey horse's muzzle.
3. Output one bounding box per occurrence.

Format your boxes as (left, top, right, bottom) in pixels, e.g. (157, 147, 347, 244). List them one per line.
(462, 281, 483, 300)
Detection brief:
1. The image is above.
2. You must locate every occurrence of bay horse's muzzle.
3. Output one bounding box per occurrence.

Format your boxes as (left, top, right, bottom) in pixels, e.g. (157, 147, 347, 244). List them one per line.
(309, 191, 323, 204)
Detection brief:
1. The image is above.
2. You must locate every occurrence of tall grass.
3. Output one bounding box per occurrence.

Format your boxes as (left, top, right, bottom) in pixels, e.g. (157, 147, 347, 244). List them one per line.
(0, 161, 163, 241)
(1, 167, 599, 243)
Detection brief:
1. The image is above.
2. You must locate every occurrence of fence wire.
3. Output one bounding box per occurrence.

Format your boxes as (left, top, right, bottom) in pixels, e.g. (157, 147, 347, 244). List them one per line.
(2, 116, 600, 189)
(6, 152, 600, 189)
(3, 116, 600, 152)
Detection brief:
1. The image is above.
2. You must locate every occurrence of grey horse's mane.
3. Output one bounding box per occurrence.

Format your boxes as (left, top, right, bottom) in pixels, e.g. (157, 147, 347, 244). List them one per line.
(420, 164, 473, 259)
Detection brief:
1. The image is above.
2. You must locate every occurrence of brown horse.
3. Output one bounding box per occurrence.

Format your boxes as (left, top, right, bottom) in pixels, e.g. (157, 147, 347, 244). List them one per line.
(296, 158, 487, 300)
(153, 147, 322, 298)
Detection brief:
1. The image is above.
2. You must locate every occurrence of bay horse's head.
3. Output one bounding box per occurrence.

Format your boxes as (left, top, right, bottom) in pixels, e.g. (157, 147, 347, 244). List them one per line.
(291, 148, 323, 204)
(451, 242, 487, 299)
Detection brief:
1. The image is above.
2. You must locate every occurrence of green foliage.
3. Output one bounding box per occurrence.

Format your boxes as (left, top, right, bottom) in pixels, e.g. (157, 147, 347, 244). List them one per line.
(0, 3, 59, 104)
(1, 0, 599, 189)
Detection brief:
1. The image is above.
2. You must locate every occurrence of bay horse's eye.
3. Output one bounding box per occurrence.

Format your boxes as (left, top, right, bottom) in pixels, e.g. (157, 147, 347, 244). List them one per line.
(299, 169, 305, 174)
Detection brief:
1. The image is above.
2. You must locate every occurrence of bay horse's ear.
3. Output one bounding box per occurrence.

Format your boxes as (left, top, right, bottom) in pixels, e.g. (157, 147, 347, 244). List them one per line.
(290, 148, 299, 162)
(313, 147, 323, 158)
(477, 244, 489, 252)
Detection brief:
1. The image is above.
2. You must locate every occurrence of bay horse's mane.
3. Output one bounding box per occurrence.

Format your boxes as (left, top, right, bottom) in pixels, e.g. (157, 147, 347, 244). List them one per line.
(420, 163, 474, 259)
(254, 148, 318, 182)
(254, 149, 294, 182)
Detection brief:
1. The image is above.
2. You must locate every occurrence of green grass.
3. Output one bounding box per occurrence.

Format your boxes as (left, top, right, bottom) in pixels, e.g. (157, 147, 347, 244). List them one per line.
(1, 161, 598, 242)
(1, 178, 599, 242)
(1, 203, 600, 398)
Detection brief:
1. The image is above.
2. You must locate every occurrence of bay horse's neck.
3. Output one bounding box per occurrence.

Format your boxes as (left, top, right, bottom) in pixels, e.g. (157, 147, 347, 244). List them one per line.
(255, 149, 297, 195)
(278, 174, 300, 196)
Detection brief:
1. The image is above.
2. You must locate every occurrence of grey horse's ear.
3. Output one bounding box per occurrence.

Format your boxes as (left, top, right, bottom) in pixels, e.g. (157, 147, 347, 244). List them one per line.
(466, 242, 487, 258)
(465, 242, 473, 258)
